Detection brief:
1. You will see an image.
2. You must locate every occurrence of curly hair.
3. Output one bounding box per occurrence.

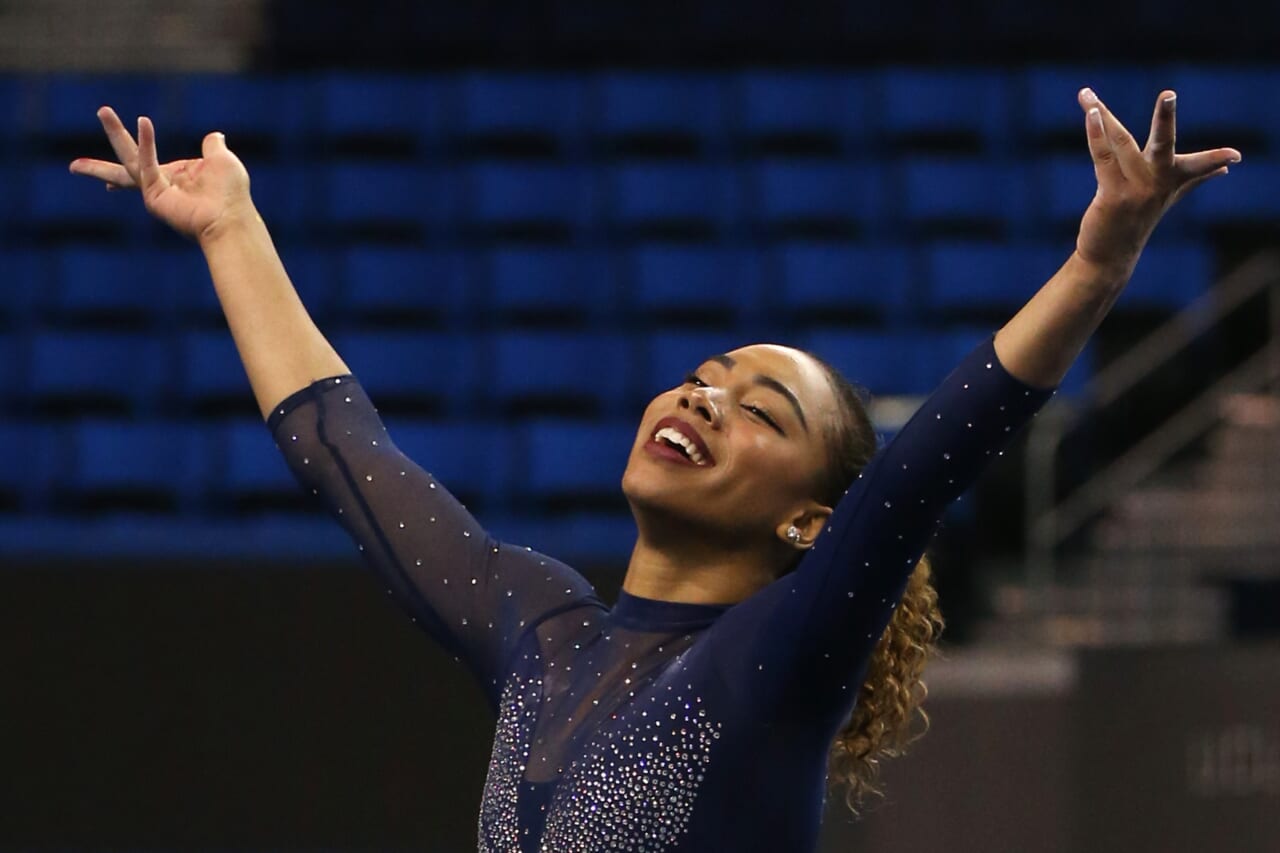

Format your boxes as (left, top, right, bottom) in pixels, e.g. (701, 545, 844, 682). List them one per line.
(805, 351, 947, 817)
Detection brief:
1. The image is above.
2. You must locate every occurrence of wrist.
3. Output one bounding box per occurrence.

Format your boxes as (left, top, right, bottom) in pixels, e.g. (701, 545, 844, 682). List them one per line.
(197, 202, 264, 250)
(1068, 247, 1136, 291)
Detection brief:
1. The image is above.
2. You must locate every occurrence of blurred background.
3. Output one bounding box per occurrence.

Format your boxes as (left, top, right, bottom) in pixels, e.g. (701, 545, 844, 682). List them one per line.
(1, 1, 1277, 850)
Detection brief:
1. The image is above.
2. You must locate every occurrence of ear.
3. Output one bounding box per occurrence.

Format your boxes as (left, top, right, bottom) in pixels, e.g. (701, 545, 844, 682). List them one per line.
(775, 502, 833, 550)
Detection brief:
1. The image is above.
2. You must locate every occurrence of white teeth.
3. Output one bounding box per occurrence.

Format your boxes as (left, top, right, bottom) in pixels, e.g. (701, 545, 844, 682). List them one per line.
(653, 426, 708, 465)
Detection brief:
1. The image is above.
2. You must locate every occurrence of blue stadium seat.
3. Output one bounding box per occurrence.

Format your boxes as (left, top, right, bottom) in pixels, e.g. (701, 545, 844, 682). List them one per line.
(314, 73, 447, 153)
(802, 330, 928, 396)
(454, 73, 587, 155)
(1037, 154, 1196, 238)
(384, 419, 512, 506)
(1188, 161, 1280, 224)
(606, 163, 739, 237)
(176, 331, 250, 410)
(899, 159, 1031, 234)
(0, 77, 24, 153)
(773, 242, 914, 322)
(745, 161, 884, 234)
(320, 164, 455, 238)
(879, 68, 1011, 151)
(487, 332, 631, 414)
(1, 250, 46, 326)
(1166, 68, 1280, 147)
(339, 247, 470, 325)
(626, 245, 764, 324)
(52, 247, 175, 324)
(218, 419, 303, 501)
(522, 419, 636, 498)
(1020, 66, 1157, 146)
(0, 420, 59, 509)
(244, 164, 313, 237)
(332, 331, 477, 413)
(65, 419, 207, 507)
(28, 332, 169, 412)
(485, 247, 617, 321)
(35, 75, 169, 140)
(639, 330, 772, 400)
(809, 327, 1093, 398)
(1118, 242, 1213, 310)
(1036, 155, 1095, 231)
(592, 72, 728, 154)
(26, 162, 154, 236)
(931, 239, 1208, 320)
(172, 75, 309, 153)
(0, 334, 18, 396)
(735, 71, 872, 153)
(461, 163, 596, 237)
(926, 242, 1065, 315)
(181, 246, 334, 324)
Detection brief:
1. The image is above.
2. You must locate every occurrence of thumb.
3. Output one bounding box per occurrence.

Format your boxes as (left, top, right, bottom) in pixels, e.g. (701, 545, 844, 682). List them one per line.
(201, 131, 228, 159)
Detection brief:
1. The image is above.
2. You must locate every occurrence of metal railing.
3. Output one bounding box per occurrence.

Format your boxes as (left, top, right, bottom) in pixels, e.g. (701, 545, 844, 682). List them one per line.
(1023, 250, 1280, 594)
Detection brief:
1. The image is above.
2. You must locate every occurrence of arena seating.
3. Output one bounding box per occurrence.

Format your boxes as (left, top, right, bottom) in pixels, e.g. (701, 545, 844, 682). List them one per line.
(3, 65, 1273, 562)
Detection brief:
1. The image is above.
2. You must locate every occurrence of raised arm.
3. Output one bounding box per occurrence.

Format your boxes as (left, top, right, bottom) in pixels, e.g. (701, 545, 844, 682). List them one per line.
(69, 107, 347, 419)
(994, 87, 1240, 388)
(70, 110, 604, 711)
(708, 88, 1241, 727)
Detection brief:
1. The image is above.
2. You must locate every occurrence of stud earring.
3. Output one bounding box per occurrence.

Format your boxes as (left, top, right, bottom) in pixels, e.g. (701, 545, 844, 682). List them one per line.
(786, 525, 801, 544)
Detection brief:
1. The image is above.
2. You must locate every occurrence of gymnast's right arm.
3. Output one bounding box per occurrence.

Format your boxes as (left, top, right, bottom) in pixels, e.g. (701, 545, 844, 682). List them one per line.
(69, 108, 600, 709)
(69, 107, 347, 418)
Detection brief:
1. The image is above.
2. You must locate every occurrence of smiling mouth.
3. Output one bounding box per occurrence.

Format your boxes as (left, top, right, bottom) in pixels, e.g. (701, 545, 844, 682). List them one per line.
(650, 425, 711, 466)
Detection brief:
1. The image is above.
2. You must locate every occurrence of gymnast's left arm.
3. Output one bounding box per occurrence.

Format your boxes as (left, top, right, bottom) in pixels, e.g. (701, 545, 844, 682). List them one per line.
(706, 88, 1240, 721)
(993, 87, 1240, 388)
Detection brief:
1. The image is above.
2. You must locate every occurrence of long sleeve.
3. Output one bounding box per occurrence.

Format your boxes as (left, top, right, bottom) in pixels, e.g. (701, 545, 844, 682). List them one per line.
(266, 374, 603, 714)
(706, 331, 1057, 731)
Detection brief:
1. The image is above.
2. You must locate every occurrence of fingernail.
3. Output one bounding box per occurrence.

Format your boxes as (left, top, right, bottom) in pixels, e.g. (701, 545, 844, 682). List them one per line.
(1088, 107, 1102, 131)
(1229, 154, 1242, 164)
(1081, 87, 1098, 104)
(1162, 94, 1176, 109)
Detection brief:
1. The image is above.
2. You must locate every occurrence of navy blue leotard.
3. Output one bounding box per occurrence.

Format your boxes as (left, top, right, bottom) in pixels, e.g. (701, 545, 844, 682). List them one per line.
(266, 330, 1056, 852)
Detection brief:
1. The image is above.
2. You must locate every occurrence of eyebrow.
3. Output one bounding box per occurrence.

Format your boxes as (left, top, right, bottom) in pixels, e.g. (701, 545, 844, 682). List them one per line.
(706, 353, 809, 433)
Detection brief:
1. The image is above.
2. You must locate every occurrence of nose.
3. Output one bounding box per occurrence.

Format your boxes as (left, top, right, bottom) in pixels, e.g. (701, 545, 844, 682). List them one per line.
(680, 386, 723, 428)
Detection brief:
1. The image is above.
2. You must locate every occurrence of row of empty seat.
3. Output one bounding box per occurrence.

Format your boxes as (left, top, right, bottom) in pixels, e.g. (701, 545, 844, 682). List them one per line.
(0, 325, 1095, 416)
(14, 158, 1277, 242)
(5, 67, 1279, 156)
(1, 63, 1249, 559)
(0, 241, 1214, 328)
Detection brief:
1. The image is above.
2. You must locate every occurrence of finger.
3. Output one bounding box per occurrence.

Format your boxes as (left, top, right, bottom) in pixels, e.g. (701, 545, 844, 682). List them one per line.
(201, 130, 227, 159)
(1175, 147, 1243, 179)
(136, 115, 166, 194)
(1080, 88, 1145, 179)
(1079, 94, 1125, 189)
(96, 106, 140, 174)
(69, 158, 136, 187)
(1144, 90, 1176, 166)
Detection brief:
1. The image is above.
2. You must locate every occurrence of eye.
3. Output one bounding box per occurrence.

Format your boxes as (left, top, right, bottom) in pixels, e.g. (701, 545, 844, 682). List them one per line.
(683, 372, 708, 388)
(744, 404, 784, 435)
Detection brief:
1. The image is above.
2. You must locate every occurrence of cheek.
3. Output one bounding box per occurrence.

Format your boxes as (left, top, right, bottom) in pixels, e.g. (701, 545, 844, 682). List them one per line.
(728, 434, 815, 500)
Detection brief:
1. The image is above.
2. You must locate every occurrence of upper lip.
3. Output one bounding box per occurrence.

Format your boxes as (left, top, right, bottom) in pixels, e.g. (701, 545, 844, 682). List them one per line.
(652, 416, 716, 466)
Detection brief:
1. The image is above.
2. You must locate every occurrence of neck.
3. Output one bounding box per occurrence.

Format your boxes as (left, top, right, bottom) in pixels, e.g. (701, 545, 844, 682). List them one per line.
(621, 512, 782, 606)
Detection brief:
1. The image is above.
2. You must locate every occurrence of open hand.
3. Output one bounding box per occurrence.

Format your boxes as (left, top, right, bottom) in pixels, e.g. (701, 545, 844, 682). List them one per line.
(69, 106, 255, 242)
(1075, 88, 1241, 279)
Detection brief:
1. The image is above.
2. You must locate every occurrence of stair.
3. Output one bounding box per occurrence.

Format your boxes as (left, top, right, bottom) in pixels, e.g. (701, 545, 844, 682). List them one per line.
(980, 392, 1279, 646)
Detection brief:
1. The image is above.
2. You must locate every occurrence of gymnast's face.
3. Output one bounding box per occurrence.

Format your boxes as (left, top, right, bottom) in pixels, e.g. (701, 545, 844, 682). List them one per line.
(622, 343, 840, 547)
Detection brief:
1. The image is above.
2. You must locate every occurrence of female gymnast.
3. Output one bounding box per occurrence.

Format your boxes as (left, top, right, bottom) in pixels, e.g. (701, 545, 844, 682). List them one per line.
(71, 87, 1238, 851)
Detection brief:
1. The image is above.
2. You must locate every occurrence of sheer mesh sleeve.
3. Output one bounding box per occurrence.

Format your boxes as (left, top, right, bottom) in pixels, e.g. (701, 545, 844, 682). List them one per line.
(266, 374, 603, 713)
(706, 332, 1057, 729)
